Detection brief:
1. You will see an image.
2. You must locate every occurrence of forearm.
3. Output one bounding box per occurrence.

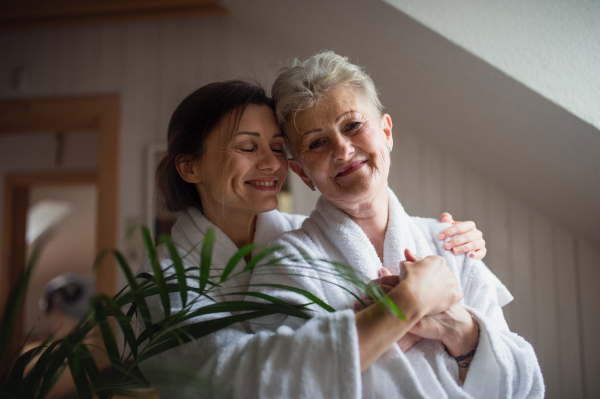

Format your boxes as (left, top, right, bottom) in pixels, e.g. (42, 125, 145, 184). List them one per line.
(355, 289, 423, 372)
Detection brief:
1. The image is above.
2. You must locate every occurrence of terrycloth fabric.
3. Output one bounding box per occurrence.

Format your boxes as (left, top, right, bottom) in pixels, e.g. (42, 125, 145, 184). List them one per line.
(248, 189, 544, 399)
(138, 208, 363, 399)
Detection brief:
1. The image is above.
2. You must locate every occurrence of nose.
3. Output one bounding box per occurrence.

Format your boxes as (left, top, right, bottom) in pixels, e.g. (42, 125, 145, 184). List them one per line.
(332, 135, 354, 162)
(256, 148, 281, 171)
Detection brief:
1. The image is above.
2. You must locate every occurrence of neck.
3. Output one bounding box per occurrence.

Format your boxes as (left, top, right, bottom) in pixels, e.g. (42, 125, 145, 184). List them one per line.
(332, 185, 389, 262)
(202, 205, 257, 249)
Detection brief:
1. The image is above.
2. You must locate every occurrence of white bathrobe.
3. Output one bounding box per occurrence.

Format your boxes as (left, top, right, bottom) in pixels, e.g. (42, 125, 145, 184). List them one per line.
(248, 189, 544, 399)
(139, 207, 364, 398)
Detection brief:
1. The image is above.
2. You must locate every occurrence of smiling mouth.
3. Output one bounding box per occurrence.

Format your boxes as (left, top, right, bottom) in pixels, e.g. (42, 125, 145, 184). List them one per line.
(336, 160, 367, 177)
(246, 179, 278, 191)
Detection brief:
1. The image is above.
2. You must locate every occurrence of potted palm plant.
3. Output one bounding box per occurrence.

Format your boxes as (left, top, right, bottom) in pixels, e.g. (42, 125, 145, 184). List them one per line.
(0, 227, 400, 399)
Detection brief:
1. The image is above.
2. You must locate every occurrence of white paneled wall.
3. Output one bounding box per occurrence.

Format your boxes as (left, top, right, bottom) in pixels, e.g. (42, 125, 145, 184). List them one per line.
(388, 130, 598, 399)
(1, 16, 599, 398)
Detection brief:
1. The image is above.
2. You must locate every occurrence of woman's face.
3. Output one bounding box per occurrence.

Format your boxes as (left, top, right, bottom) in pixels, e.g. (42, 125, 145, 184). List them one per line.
(289, 86, 393, 206)
(195, 104, 288, 218)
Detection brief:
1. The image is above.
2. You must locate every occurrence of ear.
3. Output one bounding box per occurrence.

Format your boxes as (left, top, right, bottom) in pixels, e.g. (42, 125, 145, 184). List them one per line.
(381, 113, 393, 150)
(175, 155, 202, 183)
(288, 158, 314, 189)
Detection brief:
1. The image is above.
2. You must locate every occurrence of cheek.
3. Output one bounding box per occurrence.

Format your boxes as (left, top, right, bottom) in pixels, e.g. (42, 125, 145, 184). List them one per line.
(361, 125, 387, 155)
(279, 156, 289, 177)
(300, 152, 329, 179)
(226, 155, 252, 183)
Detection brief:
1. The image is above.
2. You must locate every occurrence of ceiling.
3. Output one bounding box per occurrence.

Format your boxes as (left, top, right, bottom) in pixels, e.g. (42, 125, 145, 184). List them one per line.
(224, 0, 600, 246)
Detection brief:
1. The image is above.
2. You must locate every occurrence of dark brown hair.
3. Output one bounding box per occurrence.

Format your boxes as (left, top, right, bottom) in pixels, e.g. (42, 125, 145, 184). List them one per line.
(156, 80, 274, 212)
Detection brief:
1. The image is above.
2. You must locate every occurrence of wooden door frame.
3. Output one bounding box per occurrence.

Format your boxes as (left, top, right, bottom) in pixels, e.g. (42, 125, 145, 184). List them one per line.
(0, 95, 120, 332)
(2, 172, 97, 349)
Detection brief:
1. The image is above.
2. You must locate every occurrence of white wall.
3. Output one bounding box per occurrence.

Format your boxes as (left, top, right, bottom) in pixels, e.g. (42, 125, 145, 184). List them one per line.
(1, 14, 599, 398)
(382, 0, 600, 131)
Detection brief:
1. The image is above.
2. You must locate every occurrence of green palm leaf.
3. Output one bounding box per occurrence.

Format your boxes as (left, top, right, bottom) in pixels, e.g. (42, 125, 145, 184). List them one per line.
(161, 237, 188, 307)
(141, 226, 171, 320)
(221, 244, 256, 282)
(199, 229, 215, 294)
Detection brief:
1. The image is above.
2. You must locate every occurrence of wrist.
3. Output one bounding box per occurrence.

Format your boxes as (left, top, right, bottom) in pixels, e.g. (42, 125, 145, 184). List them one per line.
(388, 283, 425, 325)
(443, 310, 480, 357)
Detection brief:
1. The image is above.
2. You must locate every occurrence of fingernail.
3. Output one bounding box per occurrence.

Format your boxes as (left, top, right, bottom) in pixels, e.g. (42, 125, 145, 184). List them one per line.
(444, 242, 451, 249)
(453, 248, 460, 254)
(470, 253, 475, 258)
(378, 269, 383, 277)
(438, 233, 445, 240)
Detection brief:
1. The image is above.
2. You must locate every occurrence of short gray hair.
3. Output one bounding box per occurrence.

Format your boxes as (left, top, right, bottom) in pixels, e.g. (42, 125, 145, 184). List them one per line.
(272, 51, 383, 136)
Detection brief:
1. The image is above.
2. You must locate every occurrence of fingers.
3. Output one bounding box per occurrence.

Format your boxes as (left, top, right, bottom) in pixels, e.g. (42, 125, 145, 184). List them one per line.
(398, 332, 423, 352)
(378, 267, 392, 277)
(469, 247, 487, 260)
(404, 248, 419, 262)
(376, 276, 400, 286)
(443, 230, 483, 250)
(353, 300, 368, 312)
(367, 275, 400, 289)
(366, 283, 396, 297)
(449, 238, 486, 256)
(440, 212, 455, 224)
(438, 220, 476, 240)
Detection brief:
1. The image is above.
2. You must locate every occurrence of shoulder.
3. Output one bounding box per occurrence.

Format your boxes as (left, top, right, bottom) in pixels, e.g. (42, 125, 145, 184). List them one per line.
(410, 216, 452, 254)
(409, 217, 481, 287)
(267, 224, 317, 254)
(273, 210, 308, 230)
(410, 217, 514, 307)
(253, 210, 308, 246)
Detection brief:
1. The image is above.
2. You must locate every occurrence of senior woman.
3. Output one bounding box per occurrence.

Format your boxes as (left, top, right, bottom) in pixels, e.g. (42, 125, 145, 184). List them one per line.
(248, 52, 544, 398)
(138, 79, 488, 398)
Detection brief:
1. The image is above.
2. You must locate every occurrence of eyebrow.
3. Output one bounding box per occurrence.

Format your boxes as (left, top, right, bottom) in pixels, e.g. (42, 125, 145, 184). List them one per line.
(335, 111, 354, 122)
(301, 111, 357, 136)
(236, 131, 284, 138)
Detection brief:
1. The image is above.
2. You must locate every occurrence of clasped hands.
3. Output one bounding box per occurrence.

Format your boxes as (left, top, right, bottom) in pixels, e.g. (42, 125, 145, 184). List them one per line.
(353, 250, 480, 356)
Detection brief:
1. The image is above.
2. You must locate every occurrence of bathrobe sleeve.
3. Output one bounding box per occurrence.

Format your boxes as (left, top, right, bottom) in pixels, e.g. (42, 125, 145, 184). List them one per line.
(459, 256, 545, 399)
(139, 309, 361, 399)
(138, 253, 362, 399)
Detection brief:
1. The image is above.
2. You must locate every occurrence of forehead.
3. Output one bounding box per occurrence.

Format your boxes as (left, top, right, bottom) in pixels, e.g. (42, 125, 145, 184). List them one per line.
(215, 104, 281, 144)
(294, 86, 371, 131)
(237, 104, 278, 130)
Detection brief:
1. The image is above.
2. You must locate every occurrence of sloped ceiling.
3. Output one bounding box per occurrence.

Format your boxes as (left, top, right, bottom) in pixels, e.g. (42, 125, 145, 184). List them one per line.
(383, 0, 600, 131)
(224, 0, 600, 246)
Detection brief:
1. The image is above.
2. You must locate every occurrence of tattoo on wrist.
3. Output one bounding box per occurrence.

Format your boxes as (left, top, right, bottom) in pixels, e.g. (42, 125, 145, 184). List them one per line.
(453, 348, 476, 368)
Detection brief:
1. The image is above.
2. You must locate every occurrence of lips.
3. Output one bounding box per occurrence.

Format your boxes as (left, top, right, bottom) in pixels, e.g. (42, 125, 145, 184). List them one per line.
(335, 160, 367, 177)
(245, 178, 278, 191)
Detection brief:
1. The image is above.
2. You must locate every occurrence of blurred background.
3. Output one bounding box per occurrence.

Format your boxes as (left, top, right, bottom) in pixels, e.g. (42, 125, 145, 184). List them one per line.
(0, 0, 598, 398)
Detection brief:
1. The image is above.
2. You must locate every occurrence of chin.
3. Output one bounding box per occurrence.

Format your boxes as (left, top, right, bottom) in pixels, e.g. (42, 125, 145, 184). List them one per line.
(257, 198, 279, 213)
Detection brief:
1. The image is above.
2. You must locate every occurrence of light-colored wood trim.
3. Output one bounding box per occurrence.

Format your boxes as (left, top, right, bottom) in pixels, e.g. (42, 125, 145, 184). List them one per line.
(0, 95, 118, 133)
(0, 181, 28, 372)
(0, 94, 120, 310)
(0, 0, 228, 31)
(0, 172, 98, 365)
(4, 172, 98, 187)
(96, 97, 120, 296)
(0, 172, 97, 308)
